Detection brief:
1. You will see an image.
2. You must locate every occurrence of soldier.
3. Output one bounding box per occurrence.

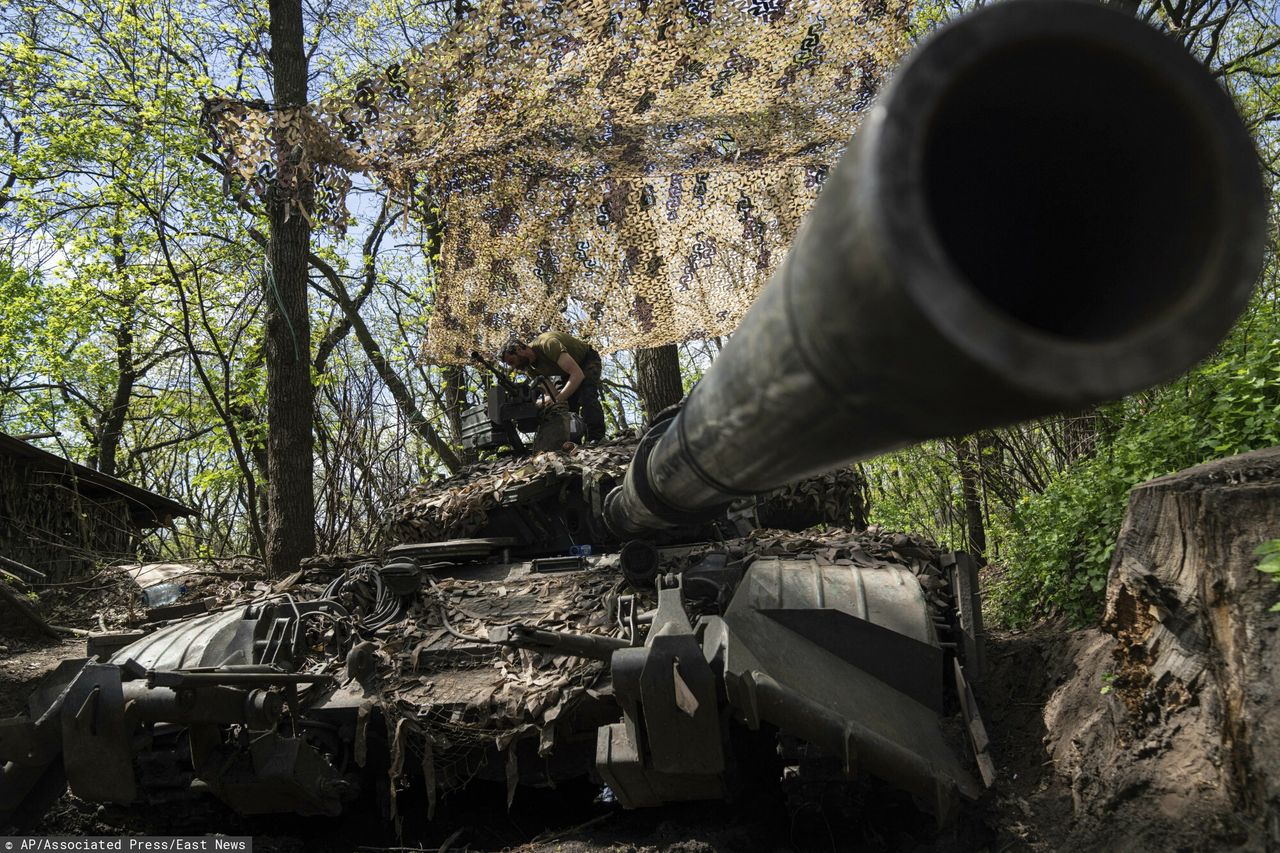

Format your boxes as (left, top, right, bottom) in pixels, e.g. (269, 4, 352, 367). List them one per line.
(500, 332, 607, 443)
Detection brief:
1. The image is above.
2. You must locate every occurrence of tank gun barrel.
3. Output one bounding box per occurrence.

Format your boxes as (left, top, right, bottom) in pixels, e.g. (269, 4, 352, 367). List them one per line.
(604, 0, 1265, 538)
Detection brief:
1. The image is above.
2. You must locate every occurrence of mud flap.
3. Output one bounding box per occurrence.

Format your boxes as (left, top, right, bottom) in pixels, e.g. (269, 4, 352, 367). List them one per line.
(709, 557, 981, 823)
(596, 577, 727, 807)
(0, 659, 84, 826)
(61, 664, 137, 804)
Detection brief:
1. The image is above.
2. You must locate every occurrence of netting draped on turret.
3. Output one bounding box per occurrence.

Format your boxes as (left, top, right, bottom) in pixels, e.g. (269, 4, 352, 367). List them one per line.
(204, 0, 911, 362)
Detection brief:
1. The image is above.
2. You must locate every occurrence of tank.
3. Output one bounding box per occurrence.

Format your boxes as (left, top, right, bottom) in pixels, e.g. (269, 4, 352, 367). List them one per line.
(0, 0, 1265, 831)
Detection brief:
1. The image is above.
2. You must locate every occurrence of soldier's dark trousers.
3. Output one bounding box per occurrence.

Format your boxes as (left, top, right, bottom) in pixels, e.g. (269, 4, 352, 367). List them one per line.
(569, 352, 607, 442)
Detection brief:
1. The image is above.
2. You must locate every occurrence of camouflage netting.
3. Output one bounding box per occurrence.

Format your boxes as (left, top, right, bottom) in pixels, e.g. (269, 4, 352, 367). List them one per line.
(376, 567, 618, 807)
(383, 437, 866, 544)
(204, 0, 912, 362)
(384, 438, 636, 544)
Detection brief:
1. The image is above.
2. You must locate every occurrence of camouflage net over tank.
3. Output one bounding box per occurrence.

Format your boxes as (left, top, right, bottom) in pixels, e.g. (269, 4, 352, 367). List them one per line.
(204, 0, 911, 362)
(383, 436, 867, 545)
(377, 567, 618, 808)
(383, 438, 636, 544)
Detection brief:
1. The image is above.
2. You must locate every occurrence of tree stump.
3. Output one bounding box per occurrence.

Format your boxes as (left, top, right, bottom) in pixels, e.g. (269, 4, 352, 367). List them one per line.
(1044, 447, 1280, 848)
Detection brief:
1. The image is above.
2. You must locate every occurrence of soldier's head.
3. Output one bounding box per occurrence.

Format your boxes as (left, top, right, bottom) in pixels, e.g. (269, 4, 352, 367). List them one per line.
(500, 339, 535, 369)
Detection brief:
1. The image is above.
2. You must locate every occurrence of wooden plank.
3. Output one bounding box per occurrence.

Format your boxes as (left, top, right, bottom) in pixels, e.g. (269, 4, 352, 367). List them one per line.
(952, 552, 986, 679)
(953, 658, 996, 788)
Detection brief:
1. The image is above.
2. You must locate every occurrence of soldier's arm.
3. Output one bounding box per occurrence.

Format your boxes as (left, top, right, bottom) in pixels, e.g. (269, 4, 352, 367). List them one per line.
(554, 352, 586, 403)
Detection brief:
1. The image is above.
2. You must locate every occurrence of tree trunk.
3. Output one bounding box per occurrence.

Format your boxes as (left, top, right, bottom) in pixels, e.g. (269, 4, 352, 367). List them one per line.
(443, 365, 474, 464)
(954, 436, 986, 563)
(851, 463, 870, 531)
(96, 316, 135, 478)
(313, 199, 392, 375)
(96, 233, 136, 478)
(635, 344, 682, 422)
(264, 0, 315, 575)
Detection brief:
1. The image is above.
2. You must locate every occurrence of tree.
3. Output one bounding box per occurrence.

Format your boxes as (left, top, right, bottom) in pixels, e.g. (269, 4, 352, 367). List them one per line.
(952, 436, 986, 564)
(264, 0, 316, 574)
(635, 344, 683, 422)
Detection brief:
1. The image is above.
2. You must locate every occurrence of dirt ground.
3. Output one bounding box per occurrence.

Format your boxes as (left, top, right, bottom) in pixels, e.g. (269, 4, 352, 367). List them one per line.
(0, 613, 1131, 853)
(0, 636, 85, 717)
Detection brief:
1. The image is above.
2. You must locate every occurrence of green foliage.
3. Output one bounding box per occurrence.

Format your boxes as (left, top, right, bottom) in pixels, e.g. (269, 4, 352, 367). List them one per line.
(863, 288, 1280, 628)
(990, 296, 1280, 625)
(1256, 539, 1280, 612)
(864, 443, 967, 549)
(993, 439, 1130, 624)
(0, 262, 40, 372)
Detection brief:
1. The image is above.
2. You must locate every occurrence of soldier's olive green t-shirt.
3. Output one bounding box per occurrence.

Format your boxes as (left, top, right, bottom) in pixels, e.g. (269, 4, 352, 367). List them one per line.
(528, 332, 592, 378)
